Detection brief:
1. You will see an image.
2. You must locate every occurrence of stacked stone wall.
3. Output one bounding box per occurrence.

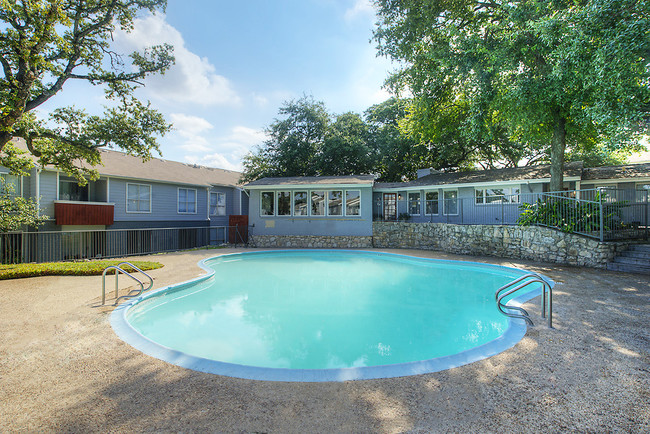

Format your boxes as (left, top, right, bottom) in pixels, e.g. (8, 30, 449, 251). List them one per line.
(251, 235, 373, 249)
(372, 222, 628, 268)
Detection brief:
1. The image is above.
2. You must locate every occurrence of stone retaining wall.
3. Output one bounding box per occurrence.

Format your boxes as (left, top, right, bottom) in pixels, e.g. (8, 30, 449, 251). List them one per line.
(372, 222, 628, 268)
(251, 235, 373, 249)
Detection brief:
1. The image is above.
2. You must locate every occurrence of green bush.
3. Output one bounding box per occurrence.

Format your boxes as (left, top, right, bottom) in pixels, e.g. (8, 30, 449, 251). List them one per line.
(0, 260, 163, 280)
(517, 193, 627, 234)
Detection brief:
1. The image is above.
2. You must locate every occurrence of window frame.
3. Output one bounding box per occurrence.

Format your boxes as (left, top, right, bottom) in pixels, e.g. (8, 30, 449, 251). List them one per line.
(408, 191, 421, 216)
(443, 189, 459, 216)
(126, 183, 152, 214)
(260, 191, 275, 216)
(424, 190, 439, 216)
(293, 191, 309, 216)
(209, 192, 226, 216)
(277, 191, 292, 216)
(345, 190, 361, 216)
(474, 186, 521, 205)
(328, 190, 343, 216)
(59, 178, 89, 202)
(177, 187, 197, 214)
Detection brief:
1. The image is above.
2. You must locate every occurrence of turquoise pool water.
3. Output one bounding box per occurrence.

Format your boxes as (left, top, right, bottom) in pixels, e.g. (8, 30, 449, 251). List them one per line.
(120, 250, 541, 378)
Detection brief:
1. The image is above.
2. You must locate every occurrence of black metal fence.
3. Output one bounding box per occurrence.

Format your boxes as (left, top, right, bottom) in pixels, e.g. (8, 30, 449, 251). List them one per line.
(0, 225, 252, 264)
(374, 188, 649, 241)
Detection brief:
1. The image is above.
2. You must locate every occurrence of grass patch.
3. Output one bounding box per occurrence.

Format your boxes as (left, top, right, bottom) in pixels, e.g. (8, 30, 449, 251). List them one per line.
(0, 260, 164, 280)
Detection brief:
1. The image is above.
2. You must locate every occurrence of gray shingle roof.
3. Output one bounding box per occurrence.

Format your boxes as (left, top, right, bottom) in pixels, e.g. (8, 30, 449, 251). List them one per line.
(11, 139, 242, 187)
(374, 162, 584, 189)
(582, 162, 650, 181)
(245, 175, 375, 187)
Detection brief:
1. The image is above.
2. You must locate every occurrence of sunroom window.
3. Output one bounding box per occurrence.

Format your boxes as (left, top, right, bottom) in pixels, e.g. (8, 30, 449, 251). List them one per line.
(311, 191, 325, 216)
(278, 191, 291, 216)
(294, 191, 308, 215)
(328, 190, 343, 216)
(261, 192, 274, 215)
(345, 190, 360, 216)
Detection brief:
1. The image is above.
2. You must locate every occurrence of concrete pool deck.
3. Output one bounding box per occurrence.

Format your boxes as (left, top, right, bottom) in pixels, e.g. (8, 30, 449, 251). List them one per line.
(0, 248, 648, 432)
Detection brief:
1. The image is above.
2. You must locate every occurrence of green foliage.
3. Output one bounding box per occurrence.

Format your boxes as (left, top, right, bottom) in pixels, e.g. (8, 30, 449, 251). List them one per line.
(0, 260, 163, 280)
(241, 96, 422, 183)
(517, 193, 626, 234)
(365, 97, 420, 181)
(373, 0, 650, 190)
(0, 177, 47, 232)
(0, 0, 174, 183)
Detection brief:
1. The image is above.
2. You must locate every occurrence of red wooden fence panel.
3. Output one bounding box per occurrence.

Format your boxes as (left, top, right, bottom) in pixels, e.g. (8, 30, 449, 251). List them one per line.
(228, 215, 248, 243)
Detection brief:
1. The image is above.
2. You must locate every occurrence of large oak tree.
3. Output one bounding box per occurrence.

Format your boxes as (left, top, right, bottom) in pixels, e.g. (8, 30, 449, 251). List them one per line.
(0, 0, 174, 182)
(373, 0, 650, 191)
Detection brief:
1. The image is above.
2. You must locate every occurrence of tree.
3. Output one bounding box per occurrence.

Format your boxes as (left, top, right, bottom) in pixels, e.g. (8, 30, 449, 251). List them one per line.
(320, 112, 374, 176)
(0, 0, 174, 182)
(0, 177, 47, 232)
(365, 97, 417, 181)
(242, 96, 331, 182)
(374, 0, 650, 191)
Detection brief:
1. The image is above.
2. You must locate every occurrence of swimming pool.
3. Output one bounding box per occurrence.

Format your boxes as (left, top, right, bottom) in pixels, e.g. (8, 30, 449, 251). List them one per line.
(111, 250, 551, 381)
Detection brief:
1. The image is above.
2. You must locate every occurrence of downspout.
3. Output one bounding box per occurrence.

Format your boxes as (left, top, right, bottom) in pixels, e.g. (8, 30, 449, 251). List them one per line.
(206, 187, 211, 222)
(35, 167, 41, 217)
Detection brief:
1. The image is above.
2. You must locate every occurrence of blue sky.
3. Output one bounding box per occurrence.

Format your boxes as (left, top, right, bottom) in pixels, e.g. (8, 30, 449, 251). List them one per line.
(39, 0, 395, 172)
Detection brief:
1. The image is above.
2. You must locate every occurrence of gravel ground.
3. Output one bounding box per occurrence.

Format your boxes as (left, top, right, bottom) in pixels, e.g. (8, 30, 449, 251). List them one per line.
(0, 247, 648, 433)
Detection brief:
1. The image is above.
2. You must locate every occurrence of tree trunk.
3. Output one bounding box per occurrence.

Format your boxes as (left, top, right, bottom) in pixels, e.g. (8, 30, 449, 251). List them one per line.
(549, 114, 567, 192)
(0, 132, 12, 150)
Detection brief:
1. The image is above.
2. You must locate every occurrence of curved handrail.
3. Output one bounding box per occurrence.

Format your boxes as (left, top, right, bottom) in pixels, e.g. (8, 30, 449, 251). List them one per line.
(495, 273, 553, 328)
(117, 262, 154, 291)
(102, 266, 144, 305)
(101, 262, 155, 306)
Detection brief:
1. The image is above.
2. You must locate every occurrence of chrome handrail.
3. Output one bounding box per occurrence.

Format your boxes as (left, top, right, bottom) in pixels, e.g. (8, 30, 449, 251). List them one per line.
(101, 262, 154, 306)
(495, 273, 552, 328)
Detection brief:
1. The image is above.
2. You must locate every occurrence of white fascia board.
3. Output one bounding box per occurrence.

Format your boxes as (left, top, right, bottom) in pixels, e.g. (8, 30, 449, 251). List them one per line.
(246, 183, 373, 190)
(373, 177, 581, 192)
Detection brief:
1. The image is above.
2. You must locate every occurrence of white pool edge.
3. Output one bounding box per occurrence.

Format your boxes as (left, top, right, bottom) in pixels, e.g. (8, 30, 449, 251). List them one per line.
(110, 250, 554, 382)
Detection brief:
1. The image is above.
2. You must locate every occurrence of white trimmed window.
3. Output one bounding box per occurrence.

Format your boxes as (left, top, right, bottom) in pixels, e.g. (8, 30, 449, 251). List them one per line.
(328, 190, 343, 216)
(311, 191, 325, 216)
(345, 190, 360, 216)
(425, 191, 439, 215)
(126, 183, 151, 213)
(443, 190, 458, 215)
(408, 192, 421, 215)
(294, 191, 308, 216)
(178, 188, 197, 214)
(475, 186, 520, 204)
(261, 191, 274, 215)
(278, 191, 292, 216)
(210, 192, 226, 216)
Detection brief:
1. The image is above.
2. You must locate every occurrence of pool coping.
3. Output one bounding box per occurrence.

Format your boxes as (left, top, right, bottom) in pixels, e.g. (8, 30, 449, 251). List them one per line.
(110, 249, 555, 382)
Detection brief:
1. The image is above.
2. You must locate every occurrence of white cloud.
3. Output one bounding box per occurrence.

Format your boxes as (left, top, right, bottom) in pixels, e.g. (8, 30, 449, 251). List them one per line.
(114, 14, 240, 106)
(344, 0, 375, 22)
(181, 125, 269, 172)
(169, 113, 213, 135)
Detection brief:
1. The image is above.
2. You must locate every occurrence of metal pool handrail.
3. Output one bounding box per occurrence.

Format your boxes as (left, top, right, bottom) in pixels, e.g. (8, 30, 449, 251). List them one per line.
(495, 273, 553, 328)
(101, 262, 154, 306)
